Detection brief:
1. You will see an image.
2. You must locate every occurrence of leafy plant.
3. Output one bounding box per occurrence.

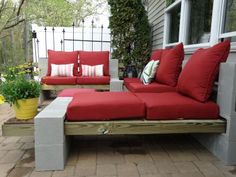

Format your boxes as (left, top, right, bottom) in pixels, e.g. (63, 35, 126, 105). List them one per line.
(108, 0, 151, 75)
(0, 75, 41, 105)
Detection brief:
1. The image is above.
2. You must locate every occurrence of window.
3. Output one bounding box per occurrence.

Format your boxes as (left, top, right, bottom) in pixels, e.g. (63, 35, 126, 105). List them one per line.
(223, 0, 236, 33)
(187, 0, 213, 45)
(164, 0, 236, 50)
(168, 4, 181, 43)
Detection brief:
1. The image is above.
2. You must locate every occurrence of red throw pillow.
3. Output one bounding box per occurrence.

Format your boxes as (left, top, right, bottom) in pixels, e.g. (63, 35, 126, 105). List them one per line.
(79, 51, 110, 76)
(177, 40, 230, 102)
(155, 43, 184, 86)
(47, 50, 79, 76)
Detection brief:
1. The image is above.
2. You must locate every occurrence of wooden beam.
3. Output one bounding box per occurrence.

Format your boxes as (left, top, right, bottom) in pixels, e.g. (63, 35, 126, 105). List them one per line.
(41, 84, 110, 91)
(64, 119, 226, 135)
(2, 118, 226, 137)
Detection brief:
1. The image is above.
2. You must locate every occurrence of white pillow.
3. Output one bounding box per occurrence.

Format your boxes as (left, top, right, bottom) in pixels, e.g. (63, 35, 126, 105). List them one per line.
(51, 63, 74, 77)
(82, 64, 103, 77)
(140, 60, 159, 85)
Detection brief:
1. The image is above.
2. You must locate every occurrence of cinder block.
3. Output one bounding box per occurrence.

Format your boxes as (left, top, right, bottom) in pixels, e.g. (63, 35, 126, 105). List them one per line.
(35, 118, 65, 145)
(35, 143, 68, 171)
(109, 59, 119, 79)
(110, 79, 124, 92)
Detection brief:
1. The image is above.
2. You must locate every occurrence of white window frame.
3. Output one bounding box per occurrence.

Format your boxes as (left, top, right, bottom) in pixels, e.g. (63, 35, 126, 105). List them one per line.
(163, 0, 236, 52)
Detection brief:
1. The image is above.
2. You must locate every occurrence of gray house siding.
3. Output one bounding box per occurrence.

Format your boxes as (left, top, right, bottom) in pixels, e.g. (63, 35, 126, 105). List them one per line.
(147, 0, 166, 50)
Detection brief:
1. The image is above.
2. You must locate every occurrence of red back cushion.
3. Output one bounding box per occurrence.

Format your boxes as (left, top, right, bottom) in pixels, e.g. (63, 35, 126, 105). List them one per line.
(177, 40, 230, 102)
(155, 43, 184, 86)
(79, 51, 110, 76)
(47, 50, 79, 76)
(150, 49, 163, 61)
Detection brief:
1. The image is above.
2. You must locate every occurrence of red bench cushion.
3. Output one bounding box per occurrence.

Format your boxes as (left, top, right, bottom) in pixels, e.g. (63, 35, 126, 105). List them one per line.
(47, 50, 79, 76)
(177, 40, 230, 102)
(77, 76, 110, 85)
(41, 76, 77, 85)
(79, 51, 110, 76)
(135, 92, 219, 120)
(125, 82, 176, 93)
(58, 88, 96, 97)
(155, 43, 184, 87)
(66, 92, 145, 121)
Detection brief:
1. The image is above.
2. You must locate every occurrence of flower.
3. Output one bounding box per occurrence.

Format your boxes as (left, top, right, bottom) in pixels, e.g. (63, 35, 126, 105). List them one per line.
(0, 95, 5, 104)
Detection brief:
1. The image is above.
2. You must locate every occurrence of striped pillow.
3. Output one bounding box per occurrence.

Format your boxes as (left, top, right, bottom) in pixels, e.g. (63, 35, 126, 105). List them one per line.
(51, 63, 74, 77)
(82, 64, 103, 77)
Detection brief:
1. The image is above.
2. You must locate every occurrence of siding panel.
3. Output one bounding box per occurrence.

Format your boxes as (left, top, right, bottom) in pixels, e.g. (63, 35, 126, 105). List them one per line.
(148, 0, 166, 50)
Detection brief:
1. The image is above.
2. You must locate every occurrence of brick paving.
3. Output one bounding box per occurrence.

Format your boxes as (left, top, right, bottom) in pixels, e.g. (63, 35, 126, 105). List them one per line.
(1, 103, 236, 177)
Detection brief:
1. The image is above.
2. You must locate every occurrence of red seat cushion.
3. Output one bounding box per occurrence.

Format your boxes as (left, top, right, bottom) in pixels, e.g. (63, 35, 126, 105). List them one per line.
(66, 92, 145, 121)
(77, 76, 110, 85)
(155, 43, 184, 87)
(47, 50, 79, 76)
(135, 92, 219, 120)
(58, 88, 96, 97)
(125, 82, 176, 93)
(41, 76, 77, 85)
(177, 40, 230, 102)
(79, 51, 109, 76)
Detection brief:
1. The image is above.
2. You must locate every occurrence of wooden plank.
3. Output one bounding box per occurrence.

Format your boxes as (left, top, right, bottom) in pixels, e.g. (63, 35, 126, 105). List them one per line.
(2, 118, 226, 136)
(64, 119, 226, 135)
(2, 124, 34, 136)
(41, 84, 110, 91)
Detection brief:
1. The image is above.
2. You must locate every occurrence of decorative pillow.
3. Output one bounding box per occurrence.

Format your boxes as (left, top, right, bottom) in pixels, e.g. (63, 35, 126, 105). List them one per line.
(82, 64, 104, 77)
(79, 51, 109, 76)
(51, 64, 74, 77)
(155, 43, 184, 87)
(140, 60, 159, 85)
(47, 50, 79, 76)
(177, 40, 230, 102)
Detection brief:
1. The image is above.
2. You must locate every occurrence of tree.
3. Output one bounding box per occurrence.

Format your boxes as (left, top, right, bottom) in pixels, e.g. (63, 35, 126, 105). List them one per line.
(0, 0, 25, 35)
(108, 0, 151, 75)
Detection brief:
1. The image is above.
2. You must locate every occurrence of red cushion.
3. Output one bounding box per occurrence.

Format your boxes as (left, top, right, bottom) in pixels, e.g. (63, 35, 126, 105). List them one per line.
(150, 49, 170, 61)
(155, 43, 184, 87)
(79, 51, 109, 76)
(66, 92, 145, 121)
(47, 50, 79, 76)
(135, 92, 219, 120)
(58, 88, 96, 97)
(41, 76, 77, 85)
(124, 78, 141, 84)
(177, 40, 230, 102)
(150, 49, 163, 61)
(77, 76, 110, 85)
(125, 82, 176, 93)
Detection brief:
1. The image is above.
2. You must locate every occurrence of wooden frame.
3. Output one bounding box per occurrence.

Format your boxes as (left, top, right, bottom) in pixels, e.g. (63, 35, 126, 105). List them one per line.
(2, 118, 226, 136)
(41, 84, 110, 91)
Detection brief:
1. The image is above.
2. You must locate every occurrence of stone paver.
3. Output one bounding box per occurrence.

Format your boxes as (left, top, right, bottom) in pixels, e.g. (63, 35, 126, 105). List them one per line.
(1, 103, 236, 177)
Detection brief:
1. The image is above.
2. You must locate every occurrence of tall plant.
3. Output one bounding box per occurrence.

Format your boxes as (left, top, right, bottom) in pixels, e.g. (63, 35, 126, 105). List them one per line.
(108, 0, 151, 74)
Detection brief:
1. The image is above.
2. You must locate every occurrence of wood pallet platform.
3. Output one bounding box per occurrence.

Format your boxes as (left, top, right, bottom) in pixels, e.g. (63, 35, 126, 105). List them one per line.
(41, 84, 110, 91)
(2, 118, 226, 136)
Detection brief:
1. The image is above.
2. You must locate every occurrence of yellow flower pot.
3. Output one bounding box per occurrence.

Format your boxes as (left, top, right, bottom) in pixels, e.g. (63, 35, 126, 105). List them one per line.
(13, 98, 39, 120)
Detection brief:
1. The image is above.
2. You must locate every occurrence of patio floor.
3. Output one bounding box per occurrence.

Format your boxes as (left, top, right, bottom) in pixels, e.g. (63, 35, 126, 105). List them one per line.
(0, 104, 236, 177)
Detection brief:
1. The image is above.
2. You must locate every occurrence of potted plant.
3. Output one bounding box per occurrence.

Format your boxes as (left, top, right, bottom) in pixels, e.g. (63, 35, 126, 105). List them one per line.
(0, 64, 41, 120)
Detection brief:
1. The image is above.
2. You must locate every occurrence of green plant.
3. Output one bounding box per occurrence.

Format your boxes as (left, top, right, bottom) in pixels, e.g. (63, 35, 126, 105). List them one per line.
(108, 0, 151, 75)
(0, 75, 41, 105)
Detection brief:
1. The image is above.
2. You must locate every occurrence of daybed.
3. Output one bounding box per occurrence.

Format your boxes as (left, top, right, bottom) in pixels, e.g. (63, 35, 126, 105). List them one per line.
(39, 50, 120, 91)
(2, 41, 236, 171)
